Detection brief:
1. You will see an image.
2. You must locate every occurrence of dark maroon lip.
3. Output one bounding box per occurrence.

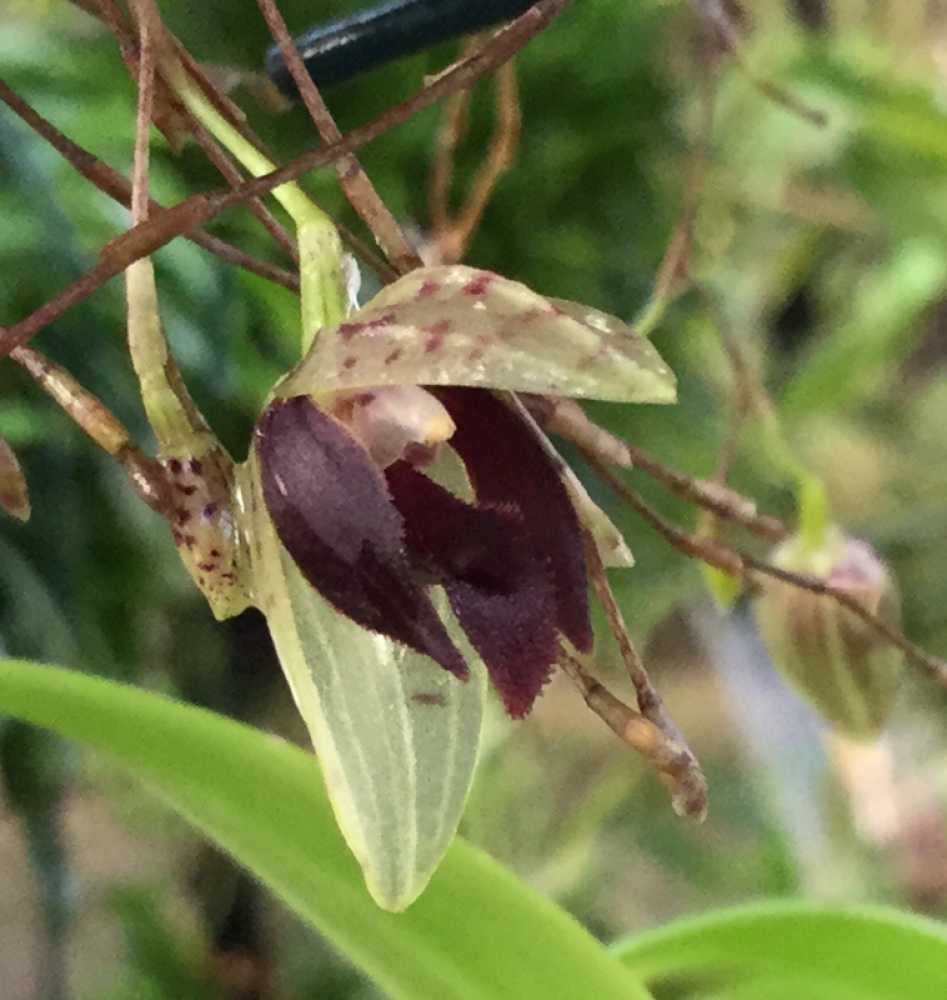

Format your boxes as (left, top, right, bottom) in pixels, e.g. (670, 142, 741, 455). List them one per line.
(255, 395, 467, 679)
(254, 387, 591, 718)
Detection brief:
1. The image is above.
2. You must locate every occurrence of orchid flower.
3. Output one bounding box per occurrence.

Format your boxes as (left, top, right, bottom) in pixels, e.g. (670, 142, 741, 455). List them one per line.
(128, 55, 678, 910)
(232, 264, 676, 908)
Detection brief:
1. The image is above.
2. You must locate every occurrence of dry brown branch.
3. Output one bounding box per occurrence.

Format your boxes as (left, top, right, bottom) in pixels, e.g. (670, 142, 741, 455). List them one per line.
(254, 0, 421, 273)
(128, 0, 158, 225)
(89, 0, 298, 262)
(428, 41, 521, 263)
(9, 345, 170, 513)
(522, 393, 785, 542)
(687, 0, 827, 126)
(651, 58, 717, 308)
(1, 0, 574, 355)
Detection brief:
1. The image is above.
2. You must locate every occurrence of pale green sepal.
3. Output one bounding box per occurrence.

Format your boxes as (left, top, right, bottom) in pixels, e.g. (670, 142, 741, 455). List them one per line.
(560, 465, 634, 568)
(281, 266, 676, 403)
(235, 458, 486, 911)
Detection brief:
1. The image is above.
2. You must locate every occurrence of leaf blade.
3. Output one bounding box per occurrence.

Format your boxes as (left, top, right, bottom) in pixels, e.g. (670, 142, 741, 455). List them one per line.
(614, 899, 947, 1000)
(0, 657, 650, 1000)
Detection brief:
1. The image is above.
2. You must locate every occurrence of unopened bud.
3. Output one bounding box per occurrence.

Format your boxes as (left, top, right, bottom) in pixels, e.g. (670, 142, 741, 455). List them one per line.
(753, 528, 902, 740)
(0, 434, 29, 521)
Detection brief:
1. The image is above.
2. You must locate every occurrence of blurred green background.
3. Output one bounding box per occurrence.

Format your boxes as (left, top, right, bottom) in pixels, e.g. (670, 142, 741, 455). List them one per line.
(2, 0, 947, 997)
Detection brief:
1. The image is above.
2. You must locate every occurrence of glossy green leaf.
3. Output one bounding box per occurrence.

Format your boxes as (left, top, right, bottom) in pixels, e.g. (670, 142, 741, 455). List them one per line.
(0, 657, 650, 1000)
(614, 899, 947, 999)
(278, 265, 677, 403)
(235, 453, 487, 911)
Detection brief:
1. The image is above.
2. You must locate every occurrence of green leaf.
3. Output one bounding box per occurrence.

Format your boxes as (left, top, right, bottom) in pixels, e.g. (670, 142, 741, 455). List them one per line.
(279, 265, 676, 403)
(0, 658, 651, 1000)
(236, 454, 486, 911)
(613, 899, 947, 999)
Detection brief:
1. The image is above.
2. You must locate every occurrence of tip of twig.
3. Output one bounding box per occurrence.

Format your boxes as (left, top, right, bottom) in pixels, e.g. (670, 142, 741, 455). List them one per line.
(669, 770, 709, 822)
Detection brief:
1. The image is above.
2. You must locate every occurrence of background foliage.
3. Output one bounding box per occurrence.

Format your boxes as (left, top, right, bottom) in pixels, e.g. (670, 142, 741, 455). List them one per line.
(2, 0, 947, 998)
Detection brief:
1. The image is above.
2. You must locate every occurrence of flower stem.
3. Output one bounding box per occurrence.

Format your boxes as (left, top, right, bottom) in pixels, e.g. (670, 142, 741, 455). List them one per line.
(158, 52, 347, 349)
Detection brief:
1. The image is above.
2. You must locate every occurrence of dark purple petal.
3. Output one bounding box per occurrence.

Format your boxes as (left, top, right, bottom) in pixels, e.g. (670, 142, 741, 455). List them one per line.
(386, 461, 558, 718)
(254, 396, 467, 678)
(430, 387, 592, 653)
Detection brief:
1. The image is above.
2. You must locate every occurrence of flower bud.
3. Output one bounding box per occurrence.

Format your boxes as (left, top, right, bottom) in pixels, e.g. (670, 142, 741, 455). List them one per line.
(753, 528, 902, 739)
(0, 434, 29, 521)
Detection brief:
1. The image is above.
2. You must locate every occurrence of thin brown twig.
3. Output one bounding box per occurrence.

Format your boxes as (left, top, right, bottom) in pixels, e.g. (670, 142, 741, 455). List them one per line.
(695, 282, 772, 421)
(168, 0, 571, 227)
(165, 37, 298, 262)
(681, 73, 744, 486)
(572, 484, 708, 818)
(589, 454, 947, 689)
(335, 220, 401, 285)
(0, 67, 385, 293)
(694, 278, 759, 543)
(581, 524, 703, 748)
(688, 0, 827, 127)
(450, 59, 520, 253)
(689, 280, 789, 551)
(428, 82, 470, 246)
(188, 119, 299, 262)
(522, 393, 785, 542)
(161, 36, 409, 285)
(0, 78, 298, 293)
(88, 0, 298, 262)
(9, 344, 170, 513)
(588, 453, 745, 575)
(1, 0, 573, 355)
(651, 59, 717, 306)
(711, 387, 748, 486)
(170, 29, 401, 283)
(129, 0, 157, 226)
(254, 0, 421, 273)
(0, 258, 128, 351)
(428, 39, 521, 263)
(98, 0, 297, 258)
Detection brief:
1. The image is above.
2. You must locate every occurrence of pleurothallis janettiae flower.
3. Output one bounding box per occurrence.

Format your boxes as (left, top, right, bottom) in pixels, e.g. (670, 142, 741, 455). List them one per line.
(234, 264, 677, 909)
